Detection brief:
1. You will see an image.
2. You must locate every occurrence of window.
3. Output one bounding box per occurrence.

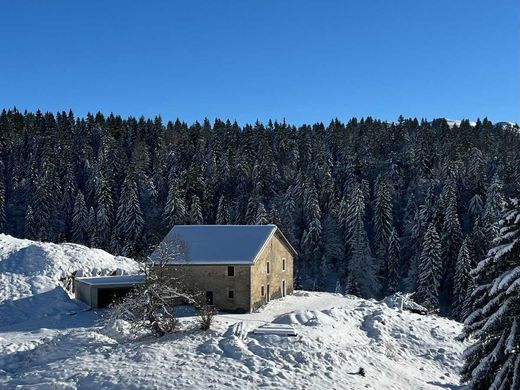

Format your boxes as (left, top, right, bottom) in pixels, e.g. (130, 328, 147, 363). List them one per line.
(261, 285, 265, 297)
(227, 266, 235, 277)
(282, 258, 286, 272)
(266, 261, 270, 275)
(228, 290, 234, 299)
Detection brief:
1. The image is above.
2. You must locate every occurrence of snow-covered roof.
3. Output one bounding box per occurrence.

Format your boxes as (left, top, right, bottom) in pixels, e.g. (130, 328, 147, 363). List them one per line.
(75, 274, 145, 287)
(152, 225, 295, 265)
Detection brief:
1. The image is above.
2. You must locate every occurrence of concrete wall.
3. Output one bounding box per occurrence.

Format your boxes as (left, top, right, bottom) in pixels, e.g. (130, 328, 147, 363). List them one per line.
(250, 232, 294, 311)
(163, 264, 252, 312)
(74, 280, 95, 307)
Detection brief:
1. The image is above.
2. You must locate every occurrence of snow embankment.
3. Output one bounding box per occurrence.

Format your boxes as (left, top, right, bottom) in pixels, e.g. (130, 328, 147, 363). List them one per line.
(0, 234, 139, 303)
(0, 234, 139, 327)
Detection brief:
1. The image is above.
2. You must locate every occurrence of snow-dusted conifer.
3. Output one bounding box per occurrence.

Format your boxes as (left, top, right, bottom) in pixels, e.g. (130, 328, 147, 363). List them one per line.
(25, 206, 36, 239)
(441, 181, 462, 302)
(0, 162, 5, 230)
(189, 194, 203, 224)
(215, 195, 230, 224)
(94, 171, 113, 247)
(387, 227, 400, 295)
(415, 222, 442, 310)
(255, 202, 268, 225)
(163, 177, 186, 227)
(373, 174, 393, 258)
(72, 191, 88, 244)
(112, 174, 144, 256)
(345, 183, 379, 298)
(451, 238, 473, 321)
(461, 201, 520, 389)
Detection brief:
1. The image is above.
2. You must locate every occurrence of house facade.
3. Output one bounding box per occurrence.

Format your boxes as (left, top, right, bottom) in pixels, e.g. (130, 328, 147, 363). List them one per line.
(152, 225, 297, 313)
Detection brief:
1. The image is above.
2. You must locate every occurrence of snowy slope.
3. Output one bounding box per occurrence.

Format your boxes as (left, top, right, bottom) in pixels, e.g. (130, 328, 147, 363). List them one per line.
(0, 290, 467, 389)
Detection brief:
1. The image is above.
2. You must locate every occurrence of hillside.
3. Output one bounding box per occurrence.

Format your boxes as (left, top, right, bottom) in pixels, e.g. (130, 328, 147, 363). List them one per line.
(0, 236, 467, 389)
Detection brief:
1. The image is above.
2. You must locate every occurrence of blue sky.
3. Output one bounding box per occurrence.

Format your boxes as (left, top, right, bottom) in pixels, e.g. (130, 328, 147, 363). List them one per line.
(0, 0, 518, 125)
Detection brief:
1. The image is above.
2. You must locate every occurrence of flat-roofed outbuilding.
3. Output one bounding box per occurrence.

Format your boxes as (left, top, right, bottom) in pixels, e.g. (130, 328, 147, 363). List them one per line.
(74, 274, 145, 308)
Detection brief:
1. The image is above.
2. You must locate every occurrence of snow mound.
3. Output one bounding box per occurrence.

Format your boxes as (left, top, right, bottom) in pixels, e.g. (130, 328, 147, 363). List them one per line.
(0, 234, 139, 303)
(273, 309, 335, 326)
(380, 292, 428, 314)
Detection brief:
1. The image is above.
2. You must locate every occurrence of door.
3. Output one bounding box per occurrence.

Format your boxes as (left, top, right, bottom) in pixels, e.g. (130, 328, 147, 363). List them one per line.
(282, 280, 286, 298)
(266, 284, 270, 302)
(205, 291, 214, 305)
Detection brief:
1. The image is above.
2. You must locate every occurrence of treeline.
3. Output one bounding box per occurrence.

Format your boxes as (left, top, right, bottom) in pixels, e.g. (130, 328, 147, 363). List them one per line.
(0, 109, 519, 316)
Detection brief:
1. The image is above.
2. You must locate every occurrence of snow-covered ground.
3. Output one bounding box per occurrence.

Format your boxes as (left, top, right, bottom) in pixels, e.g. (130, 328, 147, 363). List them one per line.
(0, 235, 468, 389)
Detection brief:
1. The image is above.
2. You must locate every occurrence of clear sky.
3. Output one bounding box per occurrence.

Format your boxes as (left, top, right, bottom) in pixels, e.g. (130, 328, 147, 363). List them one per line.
(0, 0, 518, 125)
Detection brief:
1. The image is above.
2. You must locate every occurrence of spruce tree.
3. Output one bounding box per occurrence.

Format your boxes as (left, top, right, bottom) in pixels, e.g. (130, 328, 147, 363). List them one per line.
(72, 191, 88, 244)
(461, 202, 520, 389)
(112, 174, 144, 256)
(451, 238, 473, 321)
(387, 227, 400, 295)
(345, 184, 379, 298)
(440, 182, 463, 305)
(415, 223, 442, 310)
(255, 202, 268, 225)
(0, 162, 5, 231)
(373, 174, 393, 258)
(189, 195, 203, 224)
(215, 195, 230, 224)
(163, 177, 186, 227)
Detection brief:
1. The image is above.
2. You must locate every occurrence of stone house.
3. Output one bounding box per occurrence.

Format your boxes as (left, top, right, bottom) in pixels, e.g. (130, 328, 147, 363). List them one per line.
(151, 224, 297, 313)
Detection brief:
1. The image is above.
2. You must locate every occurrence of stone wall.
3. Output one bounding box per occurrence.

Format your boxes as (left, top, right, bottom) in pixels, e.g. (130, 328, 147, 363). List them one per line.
(250, 232, 294, 311)
(164, 264, 252, 312)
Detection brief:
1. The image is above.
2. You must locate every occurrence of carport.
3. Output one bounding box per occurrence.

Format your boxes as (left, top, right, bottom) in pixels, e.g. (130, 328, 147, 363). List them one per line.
(74, 275, 145, 308)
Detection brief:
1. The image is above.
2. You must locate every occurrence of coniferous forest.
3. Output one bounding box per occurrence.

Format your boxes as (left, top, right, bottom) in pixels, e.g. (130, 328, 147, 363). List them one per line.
(1, 108, 519, 319)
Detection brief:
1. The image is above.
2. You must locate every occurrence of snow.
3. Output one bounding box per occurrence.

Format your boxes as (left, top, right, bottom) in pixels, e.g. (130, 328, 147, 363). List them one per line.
(0, 235, 468, 389)
(0, 234, 139, 303)
(153, 224, 278, 264)
(76, 275, 145, 286)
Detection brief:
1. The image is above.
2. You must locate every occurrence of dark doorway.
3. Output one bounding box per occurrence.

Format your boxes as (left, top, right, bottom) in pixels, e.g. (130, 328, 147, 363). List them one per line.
(97, 287, 134, 308)
(205, 291, 214, 305)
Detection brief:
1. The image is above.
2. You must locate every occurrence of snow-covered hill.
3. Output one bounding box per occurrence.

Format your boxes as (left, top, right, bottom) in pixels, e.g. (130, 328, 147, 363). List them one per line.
(0, 235, 467, 389)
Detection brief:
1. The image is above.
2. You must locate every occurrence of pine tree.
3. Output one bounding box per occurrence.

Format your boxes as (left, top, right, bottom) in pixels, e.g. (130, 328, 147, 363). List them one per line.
(215, 195, 230, 224)
(415, 223, 442, 310)
(451, 238, 473, 321)
(87, 206, 96, 247)
(387, 227, 400, 295)
(72, 191, 89, 244)
(373, 174, 393, 258)
(0, 162, 5, 231)
(25, 206, 36, 239)
(93, 171, 113, 247)
(163, 177, 186, 227)
(483, 173, 505, 239)
(255, 202, 268, 225)
(461, 202, 520, 389)
(440, 182, 463, 305)
(301, 184, 322, 283)
(322, 215, 345, 276)
(245, 195, 258, 225)
(112, 174, 144, 256)
(189, 195, 203, 224)
(345, 184, 379, 298)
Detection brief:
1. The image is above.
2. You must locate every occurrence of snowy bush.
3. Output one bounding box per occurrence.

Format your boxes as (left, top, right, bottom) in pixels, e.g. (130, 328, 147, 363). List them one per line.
(107, 240, 198, 338)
